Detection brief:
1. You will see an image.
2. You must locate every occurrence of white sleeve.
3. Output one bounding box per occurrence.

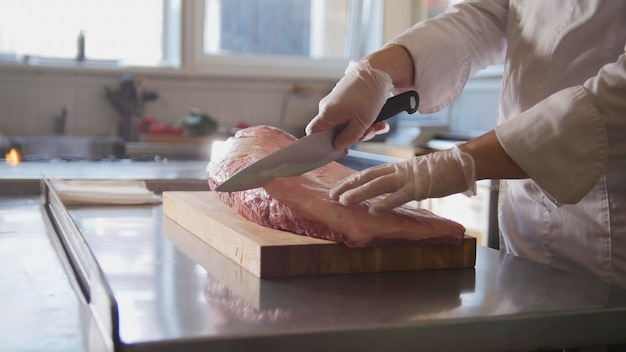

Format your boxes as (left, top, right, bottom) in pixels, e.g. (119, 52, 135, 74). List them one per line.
(495, 86, 608, 205)
(387, 0, 509, 114)
(496, 49, 626, 204)
(583, 48, 626, 171)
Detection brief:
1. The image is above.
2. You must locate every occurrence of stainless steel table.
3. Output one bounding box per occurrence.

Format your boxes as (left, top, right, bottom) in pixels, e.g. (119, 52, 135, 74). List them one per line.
(0, 197, 109, 352)
(3, 195, 626, 352)
(2, 160, 626, 351)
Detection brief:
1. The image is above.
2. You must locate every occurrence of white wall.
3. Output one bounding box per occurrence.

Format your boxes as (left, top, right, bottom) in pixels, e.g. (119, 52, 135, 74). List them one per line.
(0, 64, 333, 138)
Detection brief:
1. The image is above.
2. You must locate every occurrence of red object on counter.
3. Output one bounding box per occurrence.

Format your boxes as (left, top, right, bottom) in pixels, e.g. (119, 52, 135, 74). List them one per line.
(139, 117, 184, 135)
(148, 123, 184, 135)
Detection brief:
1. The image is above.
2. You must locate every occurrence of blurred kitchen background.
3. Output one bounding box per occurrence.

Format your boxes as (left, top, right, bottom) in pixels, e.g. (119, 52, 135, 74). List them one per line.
(0, 0, 503, 247)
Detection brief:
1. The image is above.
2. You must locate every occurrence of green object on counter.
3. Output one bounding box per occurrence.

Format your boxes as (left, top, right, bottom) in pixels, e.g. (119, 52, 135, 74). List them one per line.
(178, 109, 218, 137)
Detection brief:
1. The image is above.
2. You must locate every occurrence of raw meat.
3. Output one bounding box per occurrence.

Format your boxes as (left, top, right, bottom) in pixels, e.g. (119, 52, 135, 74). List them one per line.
(206, 126, 466, 247)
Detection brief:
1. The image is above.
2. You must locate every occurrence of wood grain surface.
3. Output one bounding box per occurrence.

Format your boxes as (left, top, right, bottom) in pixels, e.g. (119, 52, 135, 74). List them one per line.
(163, 191, 476, 278)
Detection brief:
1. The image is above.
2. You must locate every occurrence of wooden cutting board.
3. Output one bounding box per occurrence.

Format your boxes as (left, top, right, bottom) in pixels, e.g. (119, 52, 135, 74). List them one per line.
(162, 191, 476, 278)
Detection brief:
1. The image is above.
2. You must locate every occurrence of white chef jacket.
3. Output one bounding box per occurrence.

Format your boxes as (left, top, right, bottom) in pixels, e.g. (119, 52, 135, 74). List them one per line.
(390, 0, 626, 287)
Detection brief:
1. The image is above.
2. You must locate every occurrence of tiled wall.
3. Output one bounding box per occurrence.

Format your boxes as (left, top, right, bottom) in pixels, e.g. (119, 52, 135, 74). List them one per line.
(0, 64, 502, 141)
(0, 65, 333, 138)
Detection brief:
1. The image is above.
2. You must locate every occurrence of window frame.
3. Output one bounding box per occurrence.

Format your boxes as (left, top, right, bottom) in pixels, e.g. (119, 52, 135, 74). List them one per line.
(0, 0, 423, 80)
(181, 0, 387, 80)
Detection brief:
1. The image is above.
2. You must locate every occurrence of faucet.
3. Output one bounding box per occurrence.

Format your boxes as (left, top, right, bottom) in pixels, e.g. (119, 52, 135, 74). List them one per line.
(105, 74, 158, 141)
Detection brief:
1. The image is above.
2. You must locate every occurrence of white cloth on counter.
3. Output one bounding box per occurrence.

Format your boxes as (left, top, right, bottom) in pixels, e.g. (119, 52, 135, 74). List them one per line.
(51, 179, 161, 205)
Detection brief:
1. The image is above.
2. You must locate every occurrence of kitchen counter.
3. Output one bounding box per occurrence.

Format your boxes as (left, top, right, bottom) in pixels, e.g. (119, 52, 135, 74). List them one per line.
(0, 161, 210, 352)
(0, 196, 108, 351)
(0, 160, 210, 195)
(2, 198, 626, 351)
(2, 161, 626, 351)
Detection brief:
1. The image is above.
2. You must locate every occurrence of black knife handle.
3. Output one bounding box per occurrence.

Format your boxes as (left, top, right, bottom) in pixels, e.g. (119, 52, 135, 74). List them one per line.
(373, 90, 419, 123)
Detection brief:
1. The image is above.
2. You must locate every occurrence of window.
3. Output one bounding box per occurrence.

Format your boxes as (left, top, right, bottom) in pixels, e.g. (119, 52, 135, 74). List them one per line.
(205, 0, 314, 57)
(203, 0, 381, 59)
(0, 0, 387, 77)
(0, 0, 178, 66)
(189, 0, 383, 77)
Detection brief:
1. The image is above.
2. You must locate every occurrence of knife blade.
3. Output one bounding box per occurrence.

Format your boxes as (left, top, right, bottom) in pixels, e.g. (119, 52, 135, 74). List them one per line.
(214, 90, 419, 192)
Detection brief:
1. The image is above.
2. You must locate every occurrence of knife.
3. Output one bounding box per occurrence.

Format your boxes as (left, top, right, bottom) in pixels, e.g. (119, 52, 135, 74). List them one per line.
(215, 90, 419, 192)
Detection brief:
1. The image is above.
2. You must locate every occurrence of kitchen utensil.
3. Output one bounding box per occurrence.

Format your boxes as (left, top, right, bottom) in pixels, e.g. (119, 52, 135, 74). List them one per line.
(215, 90, 419, 192)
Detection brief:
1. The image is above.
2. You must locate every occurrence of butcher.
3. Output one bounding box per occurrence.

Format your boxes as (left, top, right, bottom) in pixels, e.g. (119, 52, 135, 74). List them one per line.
(306, 1, 626, 287)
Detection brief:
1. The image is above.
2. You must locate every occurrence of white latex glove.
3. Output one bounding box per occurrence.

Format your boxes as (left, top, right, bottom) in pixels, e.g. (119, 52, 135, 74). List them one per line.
(329, 146, 477, 214)
(305, 60, 394, 150)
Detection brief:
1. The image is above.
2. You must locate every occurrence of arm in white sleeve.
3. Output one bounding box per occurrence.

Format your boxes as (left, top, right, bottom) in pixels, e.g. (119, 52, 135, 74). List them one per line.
(387, 0, 509, 113)
(583, 48, 626, 171)
(496, 49, 626, 204)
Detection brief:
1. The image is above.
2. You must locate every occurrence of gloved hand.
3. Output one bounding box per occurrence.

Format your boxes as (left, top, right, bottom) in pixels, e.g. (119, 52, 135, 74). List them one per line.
(329, 146, 477, 214)
(305, 60, 394, 150)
